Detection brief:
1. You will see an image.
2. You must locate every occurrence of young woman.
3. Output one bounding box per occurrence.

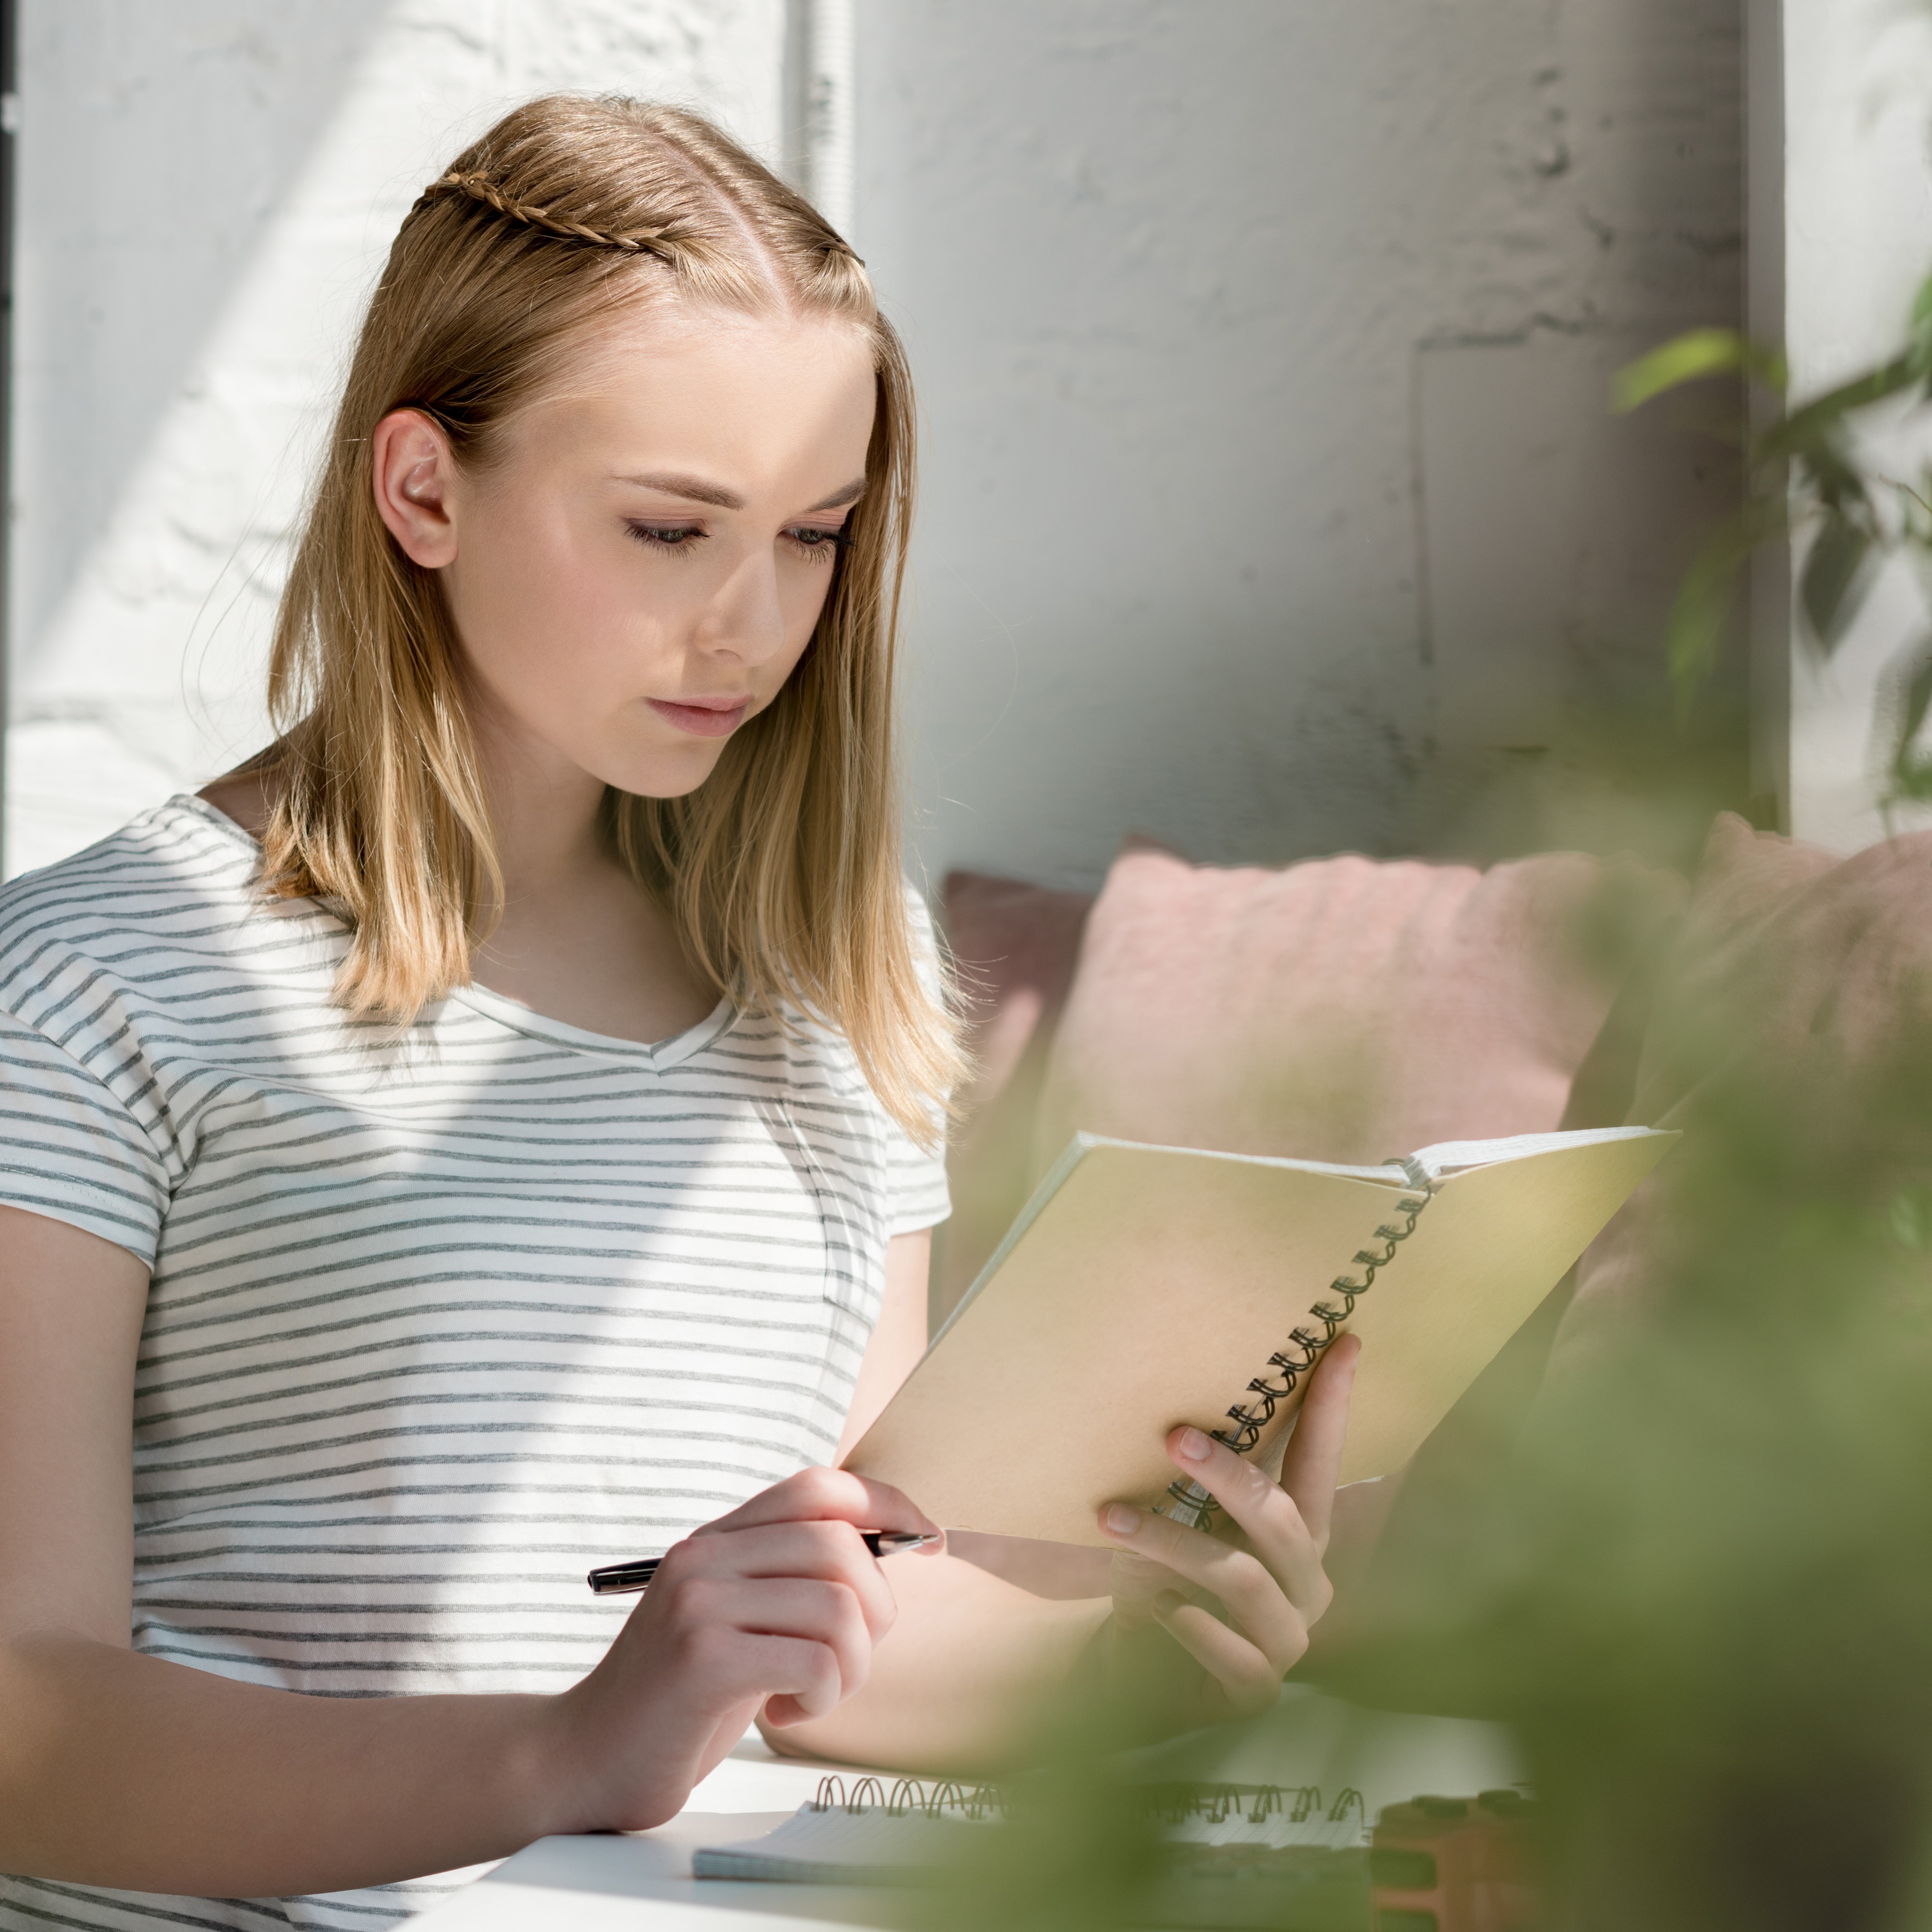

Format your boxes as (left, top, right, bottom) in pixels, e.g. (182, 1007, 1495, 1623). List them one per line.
(0, 97, 1358, 1932)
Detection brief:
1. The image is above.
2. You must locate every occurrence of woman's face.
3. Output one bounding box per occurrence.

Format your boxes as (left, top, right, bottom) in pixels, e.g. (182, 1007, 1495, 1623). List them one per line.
(372, 302, 879, 800)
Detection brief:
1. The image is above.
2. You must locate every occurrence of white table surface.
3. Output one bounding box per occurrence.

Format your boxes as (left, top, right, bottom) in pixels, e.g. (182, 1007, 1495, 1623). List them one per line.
(403, 1738, 914, 1932)
(403, 1687, 1525, 1929)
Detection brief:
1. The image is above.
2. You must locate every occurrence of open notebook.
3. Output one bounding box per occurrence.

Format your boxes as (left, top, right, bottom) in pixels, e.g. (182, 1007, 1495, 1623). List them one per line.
(845, 1125, 1673, 1544)
(694, 1776, 1371, 1884)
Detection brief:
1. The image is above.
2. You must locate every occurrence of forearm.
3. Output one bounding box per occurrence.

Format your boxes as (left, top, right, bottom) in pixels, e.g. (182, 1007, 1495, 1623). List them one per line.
(762, 1553, 1109, 1772)
(0, 1632, 574, 1896)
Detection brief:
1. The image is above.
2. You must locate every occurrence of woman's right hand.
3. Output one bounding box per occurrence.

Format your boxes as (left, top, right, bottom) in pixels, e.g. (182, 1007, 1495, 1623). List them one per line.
(545, 1467, 939, 1833)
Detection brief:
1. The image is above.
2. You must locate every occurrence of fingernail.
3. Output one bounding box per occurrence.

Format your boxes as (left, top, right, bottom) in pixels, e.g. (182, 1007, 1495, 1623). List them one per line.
(1103, 1503, 1143, 1537)
(1176, 1427, 1212, 1463)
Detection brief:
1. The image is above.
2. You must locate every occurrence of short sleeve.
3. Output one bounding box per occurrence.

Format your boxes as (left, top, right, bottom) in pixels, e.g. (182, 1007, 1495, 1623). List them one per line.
(886, 883, 953, 1237)
(0, 1008, 169, 1266)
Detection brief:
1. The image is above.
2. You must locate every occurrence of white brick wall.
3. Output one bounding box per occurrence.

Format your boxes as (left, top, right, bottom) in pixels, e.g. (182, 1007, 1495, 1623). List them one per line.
(5, 0, 784, 877)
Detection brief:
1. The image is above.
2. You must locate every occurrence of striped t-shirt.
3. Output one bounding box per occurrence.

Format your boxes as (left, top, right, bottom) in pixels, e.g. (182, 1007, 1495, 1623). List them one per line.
(0, 795, 949, 1932)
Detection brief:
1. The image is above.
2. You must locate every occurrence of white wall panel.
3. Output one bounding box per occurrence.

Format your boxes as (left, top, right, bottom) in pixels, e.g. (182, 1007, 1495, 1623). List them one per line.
(1773, 0, 1932, 851)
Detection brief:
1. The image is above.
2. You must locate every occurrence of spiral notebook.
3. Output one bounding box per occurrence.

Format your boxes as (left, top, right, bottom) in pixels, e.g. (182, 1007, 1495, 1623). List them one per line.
(844, 1124, 1672, 1544)
(693, 1776, 1371, 1884)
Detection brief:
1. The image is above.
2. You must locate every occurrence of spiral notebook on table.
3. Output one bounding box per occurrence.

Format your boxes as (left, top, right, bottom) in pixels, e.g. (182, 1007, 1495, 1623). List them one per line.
(694, 1776, 1371, 1885)
(844, 1124, 1673, 1545)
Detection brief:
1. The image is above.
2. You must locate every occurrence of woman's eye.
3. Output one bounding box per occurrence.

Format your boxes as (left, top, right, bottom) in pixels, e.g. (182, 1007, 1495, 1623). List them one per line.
(626, 523, 706, 552)
(784, 526, 847, 562)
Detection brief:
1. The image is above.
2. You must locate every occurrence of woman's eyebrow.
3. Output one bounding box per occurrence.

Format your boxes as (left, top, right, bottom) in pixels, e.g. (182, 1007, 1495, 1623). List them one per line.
(615, 470, 746, 509)
(805, 478, 868, 513)
(612, 472, 867, 515)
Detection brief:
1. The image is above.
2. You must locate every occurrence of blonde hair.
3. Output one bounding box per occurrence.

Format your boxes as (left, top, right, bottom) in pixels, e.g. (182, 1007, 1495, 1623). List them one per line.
(256, 95, 959, 1144)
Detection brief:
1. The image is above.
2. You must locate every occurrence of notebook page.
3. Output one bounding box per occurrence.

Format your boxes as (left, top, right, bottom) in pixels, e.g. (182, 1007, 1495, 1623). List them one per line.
(1408, 1123, 1661, 1178)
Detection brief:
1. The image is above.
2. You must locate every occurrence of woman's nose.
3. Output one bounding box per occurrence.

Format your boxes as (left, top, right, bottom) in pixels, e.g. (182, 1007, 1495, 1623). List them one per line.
(692, 548, 789, 667)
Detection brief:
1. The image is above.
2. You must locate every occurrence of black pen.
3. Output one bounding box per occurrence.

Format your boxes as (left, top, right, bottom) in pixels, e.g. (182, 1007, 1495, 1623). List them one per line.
(587, 1530, 944, 1596)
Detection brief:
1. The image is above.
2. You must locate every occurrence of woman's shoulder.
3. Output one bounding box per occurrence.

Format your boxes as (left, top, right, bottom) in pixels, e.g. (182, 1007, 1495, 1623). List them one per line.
(725, 878, 948, 1120)
(1, 791, 257, 918)
(0, 793, 297, 1009)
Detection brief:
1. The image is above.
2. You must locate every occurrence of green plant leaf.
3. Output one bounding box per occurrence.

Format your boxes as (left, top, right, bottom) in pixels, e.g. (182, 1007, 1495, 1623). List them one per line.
(1668, 550, 1744, 716)
(1666, 495, 1791, 719)
(1614, 329, 1787, 415)
(1799, 511, 1879, 651)
(1759, 355, 1919, 465)
(1885, 635, 1932, 801)
(1793, 438, 1871, 511)
(1909, 270, 1932, 380)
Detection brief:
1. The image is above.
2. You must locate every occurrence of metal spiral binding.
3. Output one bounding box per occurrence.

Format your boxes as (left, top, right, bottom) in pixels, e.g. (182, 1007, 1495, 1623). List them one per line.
(1327, 1788, 1366, 1828)
(1156, 1156, 1436, 1531)
(1144, 1782, 1362, 1826)
(810, 1774, 1005, 1820)
(808, 1775, 1362, 1831)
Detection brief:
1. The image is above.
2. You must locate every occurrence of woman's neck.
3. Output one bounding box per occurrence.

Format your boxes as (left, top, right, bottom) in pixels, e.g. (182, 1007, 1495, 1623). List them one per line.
(462, 711, 716, 1045)
(470, 719, 611, 909)
(203, 722, 718, 1048)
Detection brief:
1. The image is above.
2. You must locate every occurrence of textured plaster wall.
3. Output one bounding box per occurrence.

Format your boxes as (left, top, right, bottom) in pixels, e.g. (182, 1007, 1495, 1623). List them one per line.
(5, 0, 784, 877)
(858, 0, 1745, 888)
(5, 1, 1745, 885)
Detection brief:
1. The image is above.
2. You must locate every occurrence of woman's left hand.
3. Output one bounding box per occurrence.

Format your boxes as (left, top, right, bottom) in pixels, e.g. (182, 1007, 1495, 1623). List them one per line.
(1094, 1332, 1361, 1725)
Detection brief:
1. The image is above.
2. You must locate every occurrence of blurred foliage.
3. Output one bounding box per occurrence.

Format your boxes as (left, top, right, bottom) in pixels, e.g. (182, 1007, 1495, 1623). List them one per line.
(919, 883, 1932, 1930)
(1617, 275, 1932, 800)
(915, 1730, 1191, 1932)
(1328, 993, 1932, 1929)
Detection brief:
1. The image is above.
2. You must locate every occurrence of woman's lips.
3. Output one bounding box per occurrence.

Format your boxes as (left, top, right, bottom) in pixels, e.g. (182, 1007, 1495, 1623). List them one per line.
(647, 697, 752, 738)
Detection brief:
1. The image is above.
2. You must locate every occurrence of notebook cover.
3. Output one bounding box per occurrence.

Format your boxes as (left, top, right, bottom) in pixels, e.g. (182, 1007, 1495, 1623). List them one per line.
(843, 1128, 1672, 1544)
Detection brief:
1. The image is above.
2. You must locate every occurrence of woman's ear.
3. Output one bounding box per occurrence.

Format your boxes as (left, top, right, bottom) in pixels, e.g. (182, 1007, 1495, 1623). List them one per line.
(371, 409, 460, 568)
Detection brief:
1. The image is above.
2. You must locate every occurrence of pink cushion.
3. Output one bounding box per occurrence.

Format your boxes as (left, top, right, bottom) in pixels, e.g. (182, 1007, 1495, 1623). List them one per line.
(1625, 813, 1844, 1131)
(937, 871, 1096, 1317)
(943, 870, 1094, 1122)
(1032, 845, 1683, 1172)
